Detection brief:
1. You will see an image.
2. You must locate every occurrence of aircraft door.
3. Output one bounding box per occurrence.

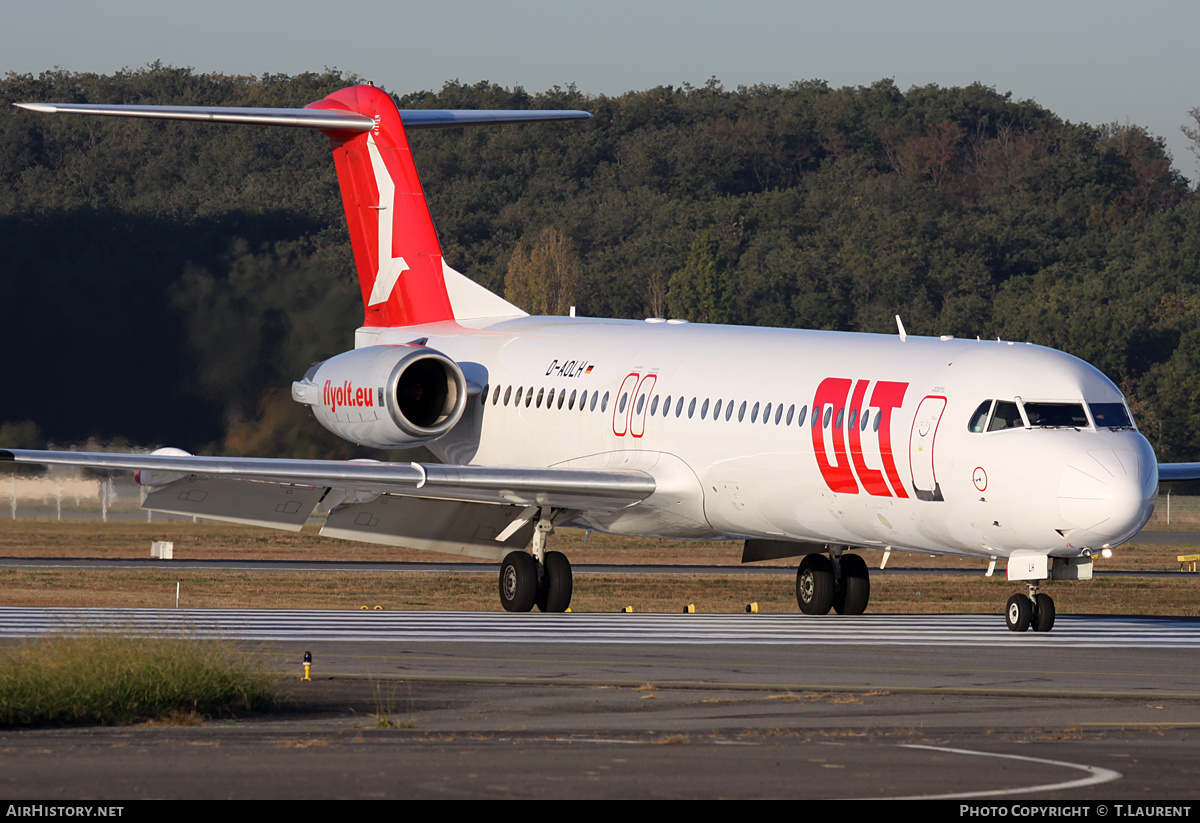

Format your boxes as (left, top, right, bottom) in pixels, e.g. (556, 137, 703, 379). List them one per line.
(908, 395, 946, 501)
(612, 372, 640, 436)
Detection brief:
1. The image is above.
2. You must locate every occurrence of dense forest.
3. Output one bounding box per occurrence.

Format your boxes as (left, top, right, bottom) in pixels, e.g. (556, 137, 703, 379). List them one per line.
(2, 66, 1200, 460)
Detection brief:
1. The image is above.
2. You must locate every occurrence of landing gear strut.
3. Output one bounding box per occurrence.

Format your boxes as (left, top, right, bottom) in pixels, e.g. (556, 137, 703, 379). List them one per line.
(1005, 584, 1055, 632)
(497, 511, 573, 613)
(796, 550, 871, 616)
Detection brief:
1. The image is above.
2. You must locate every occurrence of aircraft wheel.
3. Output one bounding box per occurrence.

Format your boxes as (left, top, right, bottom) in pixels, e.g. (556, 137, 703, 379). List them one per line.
(500, 551, 538, 612)
(833, 553, 871, 615)
(1032, 593, 1055, 632)
(536, 551, 573, 613)
(796, 554, 834, 615)
(1005, 593, 1033, 632)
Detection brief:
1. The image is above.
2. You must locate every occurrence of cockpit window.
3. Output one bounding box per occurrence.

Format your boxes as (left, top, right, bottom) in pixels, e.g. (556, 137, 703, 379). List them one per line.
(1024, 402, 1088, 428)
(1089, 402, 1133, 428)
(987, 401, 1023, 432)
(968, 400, 992, 433)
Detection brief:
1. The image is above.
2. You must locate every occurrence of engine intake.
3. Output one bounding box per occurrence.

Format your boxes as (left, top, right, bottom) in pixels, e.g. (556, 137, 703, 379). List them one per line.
(292, 345, 468, 449)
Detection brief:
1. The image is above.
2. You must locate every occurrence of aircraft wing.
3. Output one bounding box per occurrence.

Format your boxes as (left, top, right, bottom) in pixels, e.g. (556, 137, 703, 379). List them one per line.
(0, 449, 655, 560)
(1157, 462, 1200, 482)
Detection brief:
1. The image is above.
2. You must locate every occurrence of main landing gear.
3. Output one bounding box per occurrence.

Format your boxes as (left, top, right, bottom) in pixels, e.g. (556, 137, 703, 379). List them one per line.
(498, 513, 573, 613)
(796, 550, 871, 615)
(1005, 585, 1055, 632)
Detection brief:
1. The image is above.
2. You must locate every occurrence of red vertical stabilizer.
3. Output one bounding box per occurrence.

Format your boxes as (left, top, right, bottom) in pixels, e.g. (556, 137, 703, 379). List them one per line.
(307, 86, 454, 328)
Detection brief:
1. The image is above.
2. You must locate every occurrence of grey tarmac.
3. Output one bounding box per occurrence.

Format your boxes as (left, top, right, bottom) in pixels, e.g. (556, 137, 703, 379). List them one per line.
(2, 609, 1199, 799)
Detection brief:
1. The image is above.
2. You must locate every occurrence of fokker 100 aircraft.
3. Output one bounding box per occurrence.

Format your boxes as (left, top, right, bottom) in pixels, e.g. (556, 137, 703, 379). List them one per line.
(10, 84, 1200, 631)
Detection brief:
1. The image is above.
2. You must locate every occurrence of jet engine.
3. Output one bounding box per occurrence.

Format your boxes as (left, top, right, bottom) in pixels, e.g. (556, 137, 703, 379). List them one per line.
(291, 345, 468, 449)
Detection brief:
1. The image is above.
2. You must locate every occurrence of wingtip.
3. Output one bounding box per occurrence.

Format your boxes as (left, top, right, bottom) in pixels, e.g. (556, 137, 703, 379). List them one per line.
(13, 102, 56, 113)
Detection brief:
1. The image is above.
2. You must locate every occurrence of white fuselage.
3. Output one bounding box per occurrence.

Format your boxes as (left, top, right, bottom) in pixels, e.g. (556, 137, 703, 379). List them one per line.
(353, 315, 1157, 561)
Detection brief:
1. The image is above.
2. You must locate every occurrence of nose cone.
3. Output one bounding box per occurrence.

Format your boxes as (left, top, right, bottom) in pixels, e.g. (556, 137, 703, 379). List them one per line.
(1058, 444, 1156, 546)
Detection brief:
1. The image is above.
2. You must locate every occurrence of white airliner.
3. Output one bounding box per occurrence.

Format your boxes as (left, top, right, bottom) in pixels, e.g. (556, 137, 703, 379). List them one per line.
(10, 84, 1197, 631)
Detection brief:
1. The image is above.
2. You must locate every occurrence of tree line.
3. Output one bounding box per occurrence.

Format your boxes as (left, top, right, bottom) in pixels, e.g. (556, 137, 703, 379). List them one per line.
(2, 66, 1200, 460)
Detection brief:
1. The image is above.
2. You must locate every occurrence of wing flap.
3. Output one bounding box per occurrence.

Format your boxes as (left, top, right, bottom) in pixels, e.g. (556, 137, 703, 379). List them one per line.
(320, 497, 536, 561)
(142, 476, 326, 530)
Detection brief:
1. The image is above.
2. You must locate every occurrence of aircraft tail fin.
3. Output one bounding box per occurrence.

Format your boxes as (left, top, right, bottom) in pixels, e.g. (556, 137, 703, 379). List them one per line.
(15, 86, 590, 327)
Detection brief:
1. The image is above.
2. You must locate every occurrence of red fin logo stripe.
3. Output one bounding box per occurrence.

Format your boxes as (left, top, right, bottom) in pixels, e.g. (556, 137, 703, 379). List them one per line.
(307, 86, 453, 328)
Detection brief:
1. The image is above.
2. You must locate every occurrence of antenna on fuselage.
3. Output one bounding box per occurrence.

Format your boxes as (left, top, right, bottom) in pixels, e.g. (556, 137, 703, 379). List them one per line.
(895, 315, 907, 342)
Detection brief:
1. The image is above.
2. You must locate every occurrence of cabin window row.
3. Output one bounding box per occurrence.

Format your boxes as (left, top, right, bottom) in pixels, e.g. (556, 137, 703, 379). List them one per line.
(479, 384, 885, 432)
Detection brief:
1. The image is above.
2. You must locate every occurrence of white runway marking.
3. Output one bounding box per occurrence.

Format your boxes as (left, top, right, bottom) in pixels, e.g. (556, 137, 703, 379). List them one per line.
(882, 745, 1122, 799)
(1, 607, 1199, 647)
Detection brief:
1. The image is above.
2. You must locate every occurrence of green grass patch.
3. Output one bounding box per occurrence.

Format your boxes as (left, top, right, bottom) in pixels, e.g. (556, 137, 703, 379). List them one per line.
(0, 634, 279, 727)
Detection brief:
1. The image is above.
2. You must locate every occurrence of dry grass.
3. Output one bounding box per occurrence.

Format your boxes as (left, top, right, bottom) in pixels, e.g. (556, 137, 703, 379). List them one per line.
(0, 520, 1196, 615)
(0, 633, 277, 727)
(0, 517, 1193, 570)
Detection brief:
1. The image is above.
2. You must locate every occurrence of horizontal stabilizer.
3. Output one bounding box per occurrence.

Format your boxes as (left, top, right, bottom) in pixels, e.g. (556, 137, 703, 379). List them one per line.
(13, 102, 590, 131)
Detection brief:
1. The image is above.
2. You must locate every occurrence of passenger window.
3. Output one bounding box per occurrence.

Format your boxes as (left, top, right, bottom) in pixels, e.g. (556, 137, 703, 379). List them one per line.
(987, 401, 1022, 431)
(650, 396, 659, 416)
(968, 400, 992, 433)
(797, 405, 807, 427)
(700, 398, 709, 419)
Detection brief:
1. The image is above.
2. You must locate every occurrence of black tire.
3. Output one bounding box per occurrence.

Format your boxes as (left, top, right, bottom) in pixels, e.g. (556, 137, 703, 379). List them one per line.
(499, 551, 538, 612)
(833, 553, 871, 615)
(1005, 593, 1032, 632)
(796, 554, 834, 615)
(536, 551, 573, 613)
(1032, 593, 1055, 632)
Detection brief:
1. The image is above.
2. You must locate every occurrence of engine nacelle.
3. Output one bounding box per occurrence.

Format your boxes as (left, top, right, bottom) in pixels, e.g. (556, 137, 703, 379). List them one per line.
(291, 345, 468, 449)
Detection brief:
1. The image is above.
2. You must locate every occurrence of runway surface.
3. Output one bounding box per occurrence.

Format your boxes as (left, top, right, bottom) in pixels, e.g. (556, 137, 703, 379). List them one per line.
(4, 606, 1200, 648)
(4, 607, 1200, 799)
